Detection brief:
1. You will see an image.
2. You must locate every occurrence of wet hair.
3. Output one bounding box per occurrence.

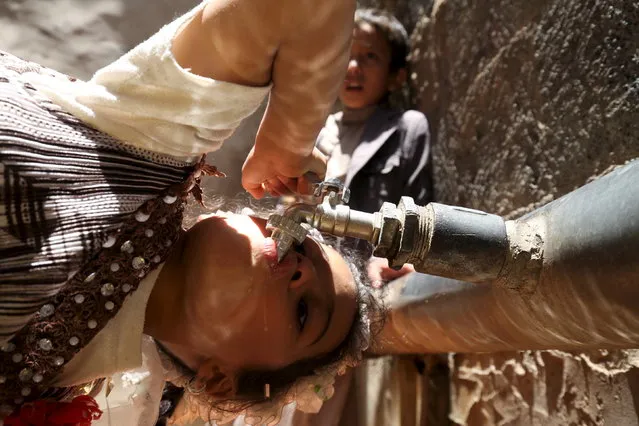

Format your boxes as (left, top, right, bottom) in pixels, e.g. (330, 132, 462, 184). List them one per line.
(180, 194, 386, 415)
(354, 8, 409, 73)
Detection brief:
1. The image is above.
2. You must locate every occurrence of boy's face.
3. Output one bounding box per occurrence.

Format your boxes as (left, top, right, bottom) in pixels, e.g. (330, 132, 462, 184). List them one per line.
(339, 22, 397, 110)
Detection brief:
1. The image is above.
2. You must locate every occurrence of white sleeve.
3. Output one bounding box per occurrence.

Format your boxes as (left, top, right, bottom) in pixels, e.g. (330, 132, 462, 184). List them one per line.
(92, 337, 166, 426)
(24, 1, 270, 161)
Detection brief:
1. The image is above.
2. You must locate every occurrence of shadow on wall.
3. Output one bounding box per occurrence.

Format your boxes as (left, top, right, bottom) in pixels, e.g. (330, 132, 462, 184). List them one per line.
(0, 0, 195, 79)
(0, 0, 265, 198)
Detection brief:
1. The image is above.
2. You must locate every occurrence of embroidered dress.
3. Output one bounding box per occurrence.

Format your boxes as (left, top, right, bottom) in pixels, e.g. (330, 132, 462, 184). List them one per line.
(0, 51, 223, 417)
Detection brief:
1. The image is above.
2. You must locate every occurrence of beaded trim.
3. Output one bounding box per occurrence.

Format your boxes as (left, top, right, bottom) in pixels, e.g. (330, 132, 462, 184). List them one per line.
(0, 155, 223, 414)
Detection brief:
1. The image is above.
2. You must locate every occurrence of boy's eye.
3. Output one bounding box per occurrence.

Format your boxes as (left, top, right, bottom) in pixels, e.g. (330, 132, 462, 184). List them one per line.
(366, 52, 378, 60)
(297, 299, 308, 331)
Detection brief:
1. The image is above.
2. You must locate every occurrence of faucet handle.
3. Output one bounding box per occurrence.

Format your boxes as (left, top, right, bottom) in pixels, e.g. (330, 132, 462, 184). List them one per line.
(312, 178, 350, 205)
(266, 214, 309, 262)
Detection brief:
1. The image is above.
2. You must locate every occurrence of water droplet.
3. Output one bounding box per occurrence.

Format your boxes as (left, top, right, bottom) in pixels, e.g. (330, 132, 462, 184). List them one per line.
(0, 377, 5, 384)
(12, 353, 23, 363)
(105, 301, 115, 311)
(152, 255, 161, 263)
(84, 272, 96, 283)
(53, 357, 64, 367)
(110, 263, 120, 272)
(159, 217, 167, 225)
(145, 229, 154, 238)
(69, 336, 79, 346)
(74, 294, 85, 304)
(32, 374, 43, 383)
(87, 319, 97, 329)
(122, 284, 132, 293)
(21, 388, 31, 397)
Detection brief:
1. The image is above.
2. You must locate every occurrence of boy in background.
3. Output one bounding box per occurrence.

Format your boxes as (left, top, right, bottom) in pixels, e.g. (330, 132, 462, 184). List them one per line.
(317, 8, 433, 284)
(317, 8, 432, 213)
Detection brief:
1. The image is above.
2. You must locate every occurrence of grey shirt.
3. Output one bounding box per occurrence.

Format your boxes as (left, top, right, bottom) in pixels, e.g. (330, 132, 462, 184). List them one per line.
(320, 105, 377, 182)
(317, 105, 433, 213)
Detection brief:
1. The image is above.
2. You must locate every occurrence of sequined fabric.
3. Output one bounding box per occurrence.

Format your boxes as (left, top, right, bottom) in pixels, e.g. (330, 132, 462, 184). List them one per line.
(0, 51, 223, 414)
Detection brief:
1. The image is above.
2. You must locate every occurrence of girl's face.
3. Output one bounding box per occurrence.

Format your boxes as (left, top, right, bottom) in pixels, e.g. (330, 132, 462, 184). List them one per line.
(179, 214, 358, 371)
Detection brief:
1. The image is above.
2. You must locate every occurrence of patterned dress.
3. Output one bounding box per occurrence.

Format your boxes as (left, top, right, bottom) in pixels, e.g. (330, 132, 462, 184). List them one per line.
(0, 51, 221, 415)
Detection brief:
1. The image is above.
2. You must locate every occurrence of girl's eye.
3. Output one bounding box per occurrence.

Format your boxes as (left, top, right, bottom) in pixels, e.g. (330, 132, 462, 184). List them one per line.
(366, 52, 378, 60)
(297, 299, 308, 331)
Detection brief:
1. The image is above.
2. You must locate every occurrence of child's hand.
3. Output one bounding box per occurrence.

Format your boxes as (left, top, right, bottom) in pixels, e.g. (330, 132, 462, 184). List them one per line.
(367, 256, 415, 288)
(242, 145, 326, 198)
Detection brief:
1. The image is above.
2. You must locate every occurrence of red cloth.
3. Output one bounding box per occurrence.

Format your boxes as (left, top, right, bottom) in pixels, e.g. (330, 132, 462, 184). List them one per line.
(5, 395, 102, 426)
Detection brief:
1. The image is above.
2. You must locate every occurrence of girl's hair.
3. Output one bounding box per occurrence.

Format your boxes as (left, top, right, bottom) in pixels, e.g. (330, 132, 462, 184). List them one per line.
(180, 193, 386, 415)
(355, 8, 410, 73)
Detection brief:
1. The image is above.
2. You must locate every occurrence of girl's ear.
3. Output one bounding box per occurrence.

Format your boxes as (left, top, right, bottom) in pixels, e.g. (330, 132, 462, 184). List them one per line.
(195, 359, 238, 398)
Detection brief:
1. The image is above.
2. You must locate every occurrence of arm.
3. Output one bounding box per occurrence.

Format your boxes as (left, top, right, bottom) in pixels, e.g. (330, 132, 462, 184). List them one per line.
(172, 0, 356, 197)
(243, 0, 356, 197)
(258, 0, 355, 166)
(401, 111, 434, 204)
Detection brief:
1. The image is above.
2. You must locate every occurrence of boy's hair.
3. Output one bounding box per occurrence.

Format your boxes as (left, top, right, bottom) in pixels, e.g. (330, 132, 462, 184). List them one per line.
(355, 8, 409, 73)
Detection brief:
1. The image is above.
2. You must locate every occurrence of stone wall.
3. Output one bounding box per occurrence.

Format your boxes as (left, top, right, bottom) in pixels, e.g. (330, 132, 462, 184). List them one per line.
(402, 0, 638, 424)
(0, 0, 263, 197)
(0, 0, 193, 79)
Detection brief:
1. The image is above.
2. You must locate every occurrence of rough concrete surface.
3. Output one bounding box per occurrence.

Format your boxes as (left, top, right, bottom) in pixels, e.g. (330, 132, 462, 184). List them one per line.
(404, 0, 639, 424)
(0, 0, 263, 198)
(412, 0, 638, 217)
(0, 0, 193, 79)
(363, 0, 639, 424)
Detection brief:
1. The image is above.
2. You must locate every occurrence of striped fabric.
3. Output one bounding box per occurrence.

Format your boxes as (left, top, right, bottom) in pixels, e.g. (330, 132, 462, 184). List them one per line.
(0, 51, 195, 344)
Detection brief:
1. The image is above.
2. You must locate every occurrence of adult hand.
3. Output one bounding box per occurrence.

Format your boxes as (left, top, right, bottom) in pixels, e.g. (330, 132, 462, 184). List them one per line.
(367, 256, 415, 288)
(242, 143, 326, 199)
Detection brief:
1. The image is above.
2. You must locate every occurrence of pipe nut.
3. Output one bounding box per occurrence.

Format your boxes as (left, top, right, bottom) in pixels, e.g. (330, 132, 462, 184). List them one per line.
(373, 202, 402, 258)
(392, 197, 422, 267)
